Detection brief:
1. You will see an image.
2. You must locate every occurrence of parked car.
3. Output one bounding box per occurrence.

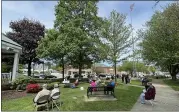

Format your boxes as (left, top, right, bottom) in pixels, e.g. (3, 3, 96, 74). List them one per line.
(106, 75, 112, 78)
(39, 75, 57, 79)
(99, 74, 107, 79)
(176, 73, 179, 79)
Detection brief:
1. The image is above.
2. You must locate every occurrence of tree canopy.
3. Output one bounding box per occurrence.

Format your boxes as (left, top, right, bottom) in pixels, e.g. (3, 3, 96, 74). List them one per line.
(6, 18, 45, 76)
(118, 61, 148, 76)
(138, 2, 179, 80)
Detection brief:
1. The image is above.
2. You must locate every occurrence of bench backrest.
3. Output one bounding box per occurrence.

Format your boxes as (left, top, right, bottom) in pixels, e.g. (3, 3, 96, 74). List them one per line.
(88, 87, 105, 91)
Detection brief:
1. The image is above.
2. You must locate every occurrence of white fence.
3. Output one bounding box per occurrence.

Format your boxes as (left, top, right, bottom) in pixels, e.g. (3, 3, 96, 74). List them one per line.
(1, 72, 12, 84)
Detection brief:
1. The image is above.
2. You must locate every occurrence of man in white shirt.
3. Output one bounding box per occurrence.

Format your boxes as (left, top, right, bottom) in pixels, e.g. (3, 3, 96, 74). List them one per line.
(51, 84, 60, 99)
(34, 84, 51, 103)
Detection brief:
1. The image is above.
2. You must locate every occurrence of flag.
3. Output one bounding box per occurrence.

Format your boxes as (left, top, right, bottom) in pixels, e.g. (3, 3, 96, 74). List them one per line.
(130, 3, 135, 11)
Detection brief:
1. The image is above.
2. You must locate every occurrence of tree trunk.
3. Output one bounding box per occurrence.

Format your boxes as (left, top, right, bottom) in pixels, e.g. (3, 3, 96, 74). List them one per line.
(78, 52, 82, 78)
(27, 60, 32, 76)
(168, 64, 178, 81)
(171, 75, 176, 80)
(62, 57, 65, 80)
(79, 64, 82, 78)
(114, 61, 117, 82)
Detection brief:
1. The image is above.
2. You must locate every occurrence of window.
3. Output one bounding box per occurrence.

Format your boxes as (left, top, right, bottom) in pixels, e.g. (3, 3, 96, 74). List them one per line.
(73, 72, 77, 74)
(68, 71, 71, 75)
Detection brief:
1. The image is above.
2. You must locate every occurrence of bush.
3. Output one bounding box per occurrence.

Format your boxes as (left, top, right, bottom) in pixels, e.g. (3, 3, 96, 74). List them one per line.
(26, 83, 40, 93)
(13, 75, 30, 85)
(16, 84, 26, 91)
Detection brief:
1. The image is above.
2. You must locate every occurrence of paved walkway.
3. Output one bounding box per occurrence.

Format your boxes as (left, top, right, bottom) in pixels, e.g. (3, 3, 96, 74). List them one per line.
(131, 79, 179, 111)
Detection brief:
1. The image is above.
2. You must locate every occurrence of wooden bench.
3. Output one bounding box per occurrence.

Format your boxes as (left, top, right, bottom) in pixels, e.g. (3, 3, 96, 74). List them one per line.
(87, 86, 115, 98)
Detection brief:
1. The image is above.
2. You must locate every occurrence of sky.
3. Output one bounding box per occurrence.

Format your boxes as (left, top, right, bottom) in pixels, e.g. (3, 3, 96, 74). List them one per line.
(2, 0, 173, 66)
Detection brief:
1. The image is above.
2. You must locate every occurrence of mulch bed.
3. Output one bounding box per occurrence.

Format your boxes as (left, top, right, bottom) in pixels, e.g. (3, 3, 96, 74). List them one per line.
(1, 90, 27, 100)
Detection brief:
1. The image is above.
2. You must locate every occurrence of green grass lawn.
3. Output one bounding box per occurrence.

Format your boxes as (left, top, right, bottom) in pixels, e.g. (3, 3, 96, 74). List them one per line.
(117, 79, 142, 86)
(163, 79, 179, 91)
(2, 82, 142, 111)
(130, 80, 142, 86)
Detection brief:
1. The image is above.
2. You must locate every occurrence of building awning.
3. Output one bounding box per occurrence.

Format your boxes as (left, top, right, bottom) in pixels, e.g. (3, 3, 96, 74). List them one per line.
(1, 34, 22, 54)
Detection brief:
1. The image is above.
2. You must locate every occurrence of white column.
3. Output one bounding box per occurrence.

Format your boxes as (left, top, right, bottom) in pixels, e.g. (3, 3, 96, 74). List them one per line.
(12, 53, 19, 81)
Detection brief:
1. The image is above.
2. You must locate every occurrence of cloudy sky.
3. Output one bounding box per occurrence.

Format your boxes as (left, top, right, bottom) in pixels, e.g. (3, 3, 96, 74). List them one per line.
(2, 1, 173, 66)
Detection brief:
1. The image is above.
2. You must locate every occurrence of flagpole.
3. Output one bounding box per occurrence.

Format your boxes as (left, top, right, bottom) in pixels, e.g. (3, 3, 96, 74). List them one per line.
(130, 4, 135, 77)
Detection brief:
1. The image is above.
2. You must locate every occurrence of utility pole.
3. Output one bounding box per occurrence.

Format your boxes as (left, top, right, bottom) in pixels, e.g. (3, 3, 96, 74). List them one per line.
(130, 3, 135, 77)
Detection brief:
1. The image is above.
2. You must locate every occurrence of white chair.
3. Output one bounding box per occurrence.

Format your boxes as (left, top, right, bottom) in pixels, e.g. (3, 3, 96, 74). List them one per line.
(51, 92, 61, 110)
(33, 95, 50, 111)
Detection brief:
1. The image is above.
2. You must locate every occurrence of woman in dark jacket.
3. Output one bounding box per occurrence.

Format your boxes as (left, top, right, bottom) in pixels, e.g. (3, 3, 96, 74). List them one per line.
(140, 82, 156, 104)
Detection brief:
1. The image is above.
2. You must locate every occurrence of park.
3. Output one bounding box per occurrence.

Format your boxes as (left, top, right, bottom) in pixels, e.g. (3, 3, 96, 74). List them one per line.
(1, 0, 179, 111)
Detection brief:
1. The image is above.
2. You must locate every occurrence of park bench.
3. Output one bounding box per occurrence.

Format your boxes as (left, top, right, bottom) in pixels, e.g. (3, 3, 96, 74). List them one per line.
(87, 86, 115, 98)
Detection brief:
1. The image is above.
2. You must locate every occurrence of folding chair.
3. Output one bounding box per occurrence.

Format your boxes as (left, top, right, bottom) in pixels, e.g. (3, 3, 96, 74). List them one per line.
(147, 99, 154, 106)
(51, 92, 61, 110)
(33, 95, 50, 111)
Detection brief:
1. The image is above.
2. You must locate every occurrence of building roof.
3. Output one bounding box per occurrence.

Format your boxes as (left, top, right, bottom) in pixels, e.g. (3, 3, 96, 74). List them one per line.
(2, 34, 22, 48)
(1, 34, 22, 54)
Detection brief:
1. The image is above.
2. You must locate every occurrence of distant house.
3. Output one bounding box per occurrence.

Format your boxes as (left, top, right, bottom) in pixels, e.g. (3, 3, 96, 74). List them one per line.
(1, 34, 22, 83)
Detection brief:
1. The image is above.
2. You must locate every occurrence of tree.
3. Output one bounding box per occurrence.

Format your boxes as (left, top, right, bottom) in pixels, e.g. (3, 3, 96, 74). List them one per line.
(100, 10, 132, 82)
(54, 0, 103, 77)
(118, 61, 148, 76)
(148, 66, 156, 75)
(6, 18, 45, 76)
(139, 2, 179, 80)
(36, 29, 70, 79)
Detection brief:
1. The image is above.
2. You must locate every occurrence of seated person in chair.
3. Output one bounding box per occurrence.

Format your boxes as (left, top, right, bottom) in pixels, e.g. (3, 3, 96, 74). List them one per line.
(71, 79, 79, 88)
(105, 79, 115, 94)
(140, 82, 156, 104)
(51, 84, 60, 99)
(90, 79, 97, 91)
(34, 84, 51, 103)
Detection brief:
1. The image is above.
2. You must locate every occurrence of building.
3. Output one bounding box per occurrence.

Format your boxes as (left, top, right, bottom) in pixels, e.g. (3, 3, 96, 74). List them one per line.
(1, 34, 22, 83)
(66, 68, 92, 78)
(93, 63, 114, 74)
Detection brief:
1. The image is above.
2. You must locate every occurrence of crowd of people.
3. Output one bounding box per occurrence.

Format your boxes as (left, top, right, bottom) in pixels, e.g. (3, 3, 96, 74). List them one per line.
(33, 74, 156, 111)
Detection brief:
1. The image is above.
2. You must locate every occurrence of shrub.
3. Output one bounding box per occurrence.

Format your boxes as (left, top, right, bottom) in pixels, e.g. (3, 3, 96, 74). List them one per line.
(13, 75, 30, 85)
(26, 83, 40, 93)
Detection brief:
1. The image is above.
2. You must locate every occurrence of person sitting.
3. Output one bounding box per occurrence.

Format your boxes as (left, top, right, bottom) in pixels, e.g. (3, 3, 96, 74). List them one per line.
(105, 79, 115, 94)
(34, 84, 51, 103)
(74, 79, 79, 86)
(107, 79, 115, 87)
(140, 82, 156, 104)
(50, 84, 60, 99)
(71, 79, 79, 88)
(90, 79, 97, 91)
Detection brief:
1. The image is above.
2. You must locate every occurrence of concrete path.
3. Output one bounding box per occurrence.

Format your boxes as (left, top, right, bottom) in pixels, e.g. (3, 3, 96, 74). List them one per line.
(131, 79, 179, 111)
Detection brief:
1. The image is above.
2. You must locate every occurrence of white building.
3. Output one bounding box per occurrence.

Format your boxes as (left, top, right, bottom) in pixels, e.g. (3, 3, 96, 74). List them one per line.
(1, 34, 22, 82)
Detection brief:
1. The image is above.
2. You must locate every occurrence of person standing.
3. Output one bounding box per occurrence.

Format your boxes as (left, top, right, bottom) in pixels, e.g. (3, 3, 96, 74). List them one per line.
(128, 75, 131, 84)
(122, 74, 125, 83)
(125, 74, 129, 84)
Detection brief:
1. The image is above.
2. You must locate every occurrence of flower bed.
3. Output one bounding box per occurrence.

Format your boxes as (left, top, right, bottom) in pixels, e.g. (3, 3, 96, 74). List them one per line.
(26, 83, 40, 93)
